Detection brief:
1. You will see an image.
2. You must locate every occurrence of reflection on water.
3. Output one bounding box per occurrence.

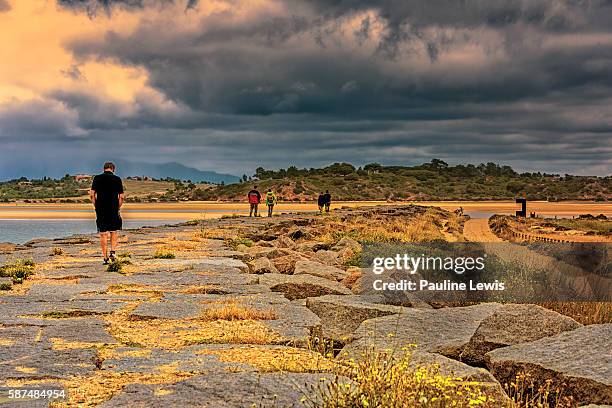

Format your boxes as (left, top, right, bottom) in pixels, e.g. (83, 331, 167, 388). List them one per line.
(0, 219, 183, 244)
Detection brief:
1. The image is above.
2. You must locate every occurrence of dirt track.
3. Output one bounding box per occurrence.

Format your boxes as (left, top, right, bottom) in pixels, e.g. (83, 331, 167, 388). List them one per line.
(463, 219, 503, 242)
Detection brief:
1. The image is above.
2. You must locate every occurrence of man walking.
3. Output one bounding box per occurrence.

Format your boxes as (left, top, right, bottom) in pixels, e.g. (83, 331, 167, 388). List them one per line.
(317, 192, 325, 214)
(248, 186, 261, 217)
(90, 162, 124, 265)
(265, 188, 277, 217)
(323, 190, 332, 213)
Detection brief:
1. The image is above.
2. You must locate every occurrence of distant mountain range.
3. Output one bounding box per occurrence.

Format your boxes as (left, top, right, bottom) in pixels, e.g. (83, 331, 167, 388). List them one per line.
(0, 159, 240, 184)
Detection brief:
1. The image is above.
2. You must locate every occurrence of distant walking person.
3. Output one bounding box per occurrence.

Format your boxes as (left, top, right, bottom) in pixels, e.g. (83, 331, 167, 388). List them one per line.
(265, 189, 277, 217)
(323, 190, 332, 213)
(317, 192, 325, 214)
(90, 162, 124, 265)
(248, 186, 261, 217)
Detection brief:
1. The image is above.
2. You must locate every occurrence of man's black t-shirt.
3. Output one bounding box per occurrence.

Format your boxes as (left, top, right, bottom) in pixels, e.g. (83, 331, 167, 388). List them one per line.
(91, 171, 124, 212)
(323, 193, 331, 205)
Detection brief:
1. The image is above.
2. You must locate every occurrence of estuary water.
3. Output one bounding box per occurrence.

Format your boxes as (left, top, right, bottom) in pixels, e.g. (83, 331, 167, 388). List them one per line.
(0, 219, 181, 244)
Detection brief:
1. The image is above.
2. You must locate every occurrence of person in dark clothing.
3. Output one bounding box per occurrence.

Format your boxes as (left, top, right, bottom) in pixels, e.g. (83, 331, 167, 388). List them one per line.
(323, 190, 331, 213)
(248, 186, 261, 217)
(317, 192, 325, 214)
(90, 162, 124, 265)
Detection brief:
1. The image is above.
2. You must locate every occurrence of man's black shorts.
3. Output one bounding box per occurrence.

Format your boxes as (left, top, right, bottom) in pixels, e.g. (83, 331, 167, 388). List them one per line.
(96, 209, 122, 233)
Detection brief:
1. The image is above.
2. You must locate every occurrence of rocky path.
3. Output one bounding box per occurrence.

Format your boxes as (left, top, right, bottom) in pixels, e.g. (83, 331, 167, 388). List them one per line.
(0, 206, 610, 407)
(0, 215, 342, 407)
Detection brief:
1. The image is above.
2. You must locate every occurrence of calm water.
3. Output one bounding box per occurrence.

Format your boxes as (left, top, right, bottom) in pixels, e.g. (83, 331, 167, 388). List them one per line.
(0, 219, 185, 244)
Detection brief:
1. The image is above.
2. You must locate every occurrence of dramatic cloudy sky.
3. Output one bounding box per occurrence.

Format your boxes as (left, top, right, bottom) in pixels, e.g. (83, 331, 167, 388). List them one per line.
(0, 0, 611, 178)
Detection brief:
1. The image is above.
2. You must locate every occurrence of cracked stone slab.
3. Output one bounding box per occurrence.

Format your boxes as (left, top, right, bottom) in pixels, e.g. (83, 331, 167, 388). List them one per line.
(42, 318, 117, 344)
(130, 301, 203, 320)
(99, 372, 346, 408)
(102, 346, 249, 374)
(486, 324, 612, 406)
(0, 333, 97, 380)
(340, 303, 582, 365)
(26, 284, 111, 301)
(138, 257, 248, 272)
(0, 299, 123, 326)
(306, 294, 405, 343)
(124, 271, 257, 287)
(258, 273, 352, 300)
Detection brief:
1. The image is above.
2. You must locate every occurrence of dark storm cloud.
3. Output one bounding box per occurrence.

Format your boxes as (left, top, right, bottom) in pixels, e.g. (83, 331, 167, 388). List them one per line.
(17, 0, 610, 176)
(58, 0, 197, 14)
(0, 0, 10, 12)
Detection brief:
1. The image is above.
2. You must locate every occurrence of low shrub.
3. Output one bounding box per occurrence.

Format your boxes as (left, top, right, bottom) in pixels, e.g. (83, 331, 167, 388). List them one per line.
(153, 250, 176, 259)
(0, 259, 35, 284)
(305, 347, 496, 408)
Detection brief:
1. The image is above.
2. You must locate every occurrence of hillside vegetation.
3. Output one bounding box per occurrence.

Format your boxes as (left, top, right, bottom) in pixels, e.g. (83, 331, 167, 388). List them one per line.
(190, 160, 611, 202)
(1, 160, 609, 202)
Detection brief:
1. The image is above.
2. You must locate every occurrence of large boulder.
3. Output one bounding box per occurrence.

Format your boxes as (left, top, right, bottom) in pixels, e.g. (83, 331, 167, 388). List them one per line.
(259, 273, 352, 300)
(274, 235, 295, 249)
(272, 254, 305, 274)
(248, 257, 279, 274)
(296, 241, 329, 254)
(312, 250, 342, 266)
(332, 237, 362, 263)
(332, 237, 361, 253)
(410, 351, 511, 404)
(461, 303, 581, 365)
(306, 295, 404, 343)
(294, 260, 348, 281)
(342, 267, 363, 291)
(486, 324, 612, 406)
(340, 303, 581, 365)
(340, 303, 500, 361)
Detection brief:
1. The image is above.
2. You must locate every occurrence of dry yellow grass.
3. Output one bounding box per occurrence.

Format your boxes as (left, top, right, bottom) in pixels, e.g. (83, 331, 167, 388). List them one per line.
(103, 302, 283, 349)
(196, 345, 336, 373)
(537, 302, 611, 325)
(316, 208, 455, 244)
(201, 303, 278, 321)
(107, 284, 164, 301)
(180, 285, 223, 294)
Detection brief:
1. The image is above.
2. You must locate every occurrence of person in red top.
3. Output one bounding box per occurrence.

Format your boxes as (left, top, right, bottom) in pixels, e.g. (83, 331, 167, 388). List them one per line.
(247, 186, 261, 217)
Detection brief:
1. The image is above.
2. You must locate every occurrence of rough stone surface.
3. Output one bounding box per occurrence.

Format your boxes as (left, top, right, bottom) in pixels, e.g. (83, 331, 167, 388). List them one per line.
(461, 303, 582, 365)
(272, 254, 305, 274)
(340, 303, 581, 365)
(486, 324, 612, 406)
(130, 301, 203, 320)
(294, 259, 348, 281)
(275, 235, 295, 248)
(306, 294, 404, 343)
(100, 372, 345, 408)
(247, 257, 279, 274)
(410, 351, 510, 404)
(339, 304, 502, 360)
(259, 273, 352, 300)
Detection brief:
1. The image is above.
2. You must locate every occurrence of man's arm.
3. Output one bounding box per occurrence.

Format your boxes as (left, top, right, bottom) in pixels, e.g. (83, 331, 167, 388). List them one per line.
(118, 193, 124, 208)
(90, 190, 96, 208)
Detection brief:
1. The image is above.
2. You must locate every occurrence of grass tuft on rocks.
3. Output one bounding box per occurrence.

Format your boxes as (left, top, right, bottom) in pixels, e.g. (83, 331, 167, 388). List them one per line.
(306, 348, 496, 408)
(0, 259, 35, 285)
(153, 249, 176, 259)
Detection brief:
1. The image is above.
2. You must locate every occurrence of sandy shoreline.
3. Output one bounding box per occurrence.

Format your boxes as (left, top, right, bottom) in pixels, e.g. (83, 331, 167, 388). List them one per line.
(0, 200, 609, 220)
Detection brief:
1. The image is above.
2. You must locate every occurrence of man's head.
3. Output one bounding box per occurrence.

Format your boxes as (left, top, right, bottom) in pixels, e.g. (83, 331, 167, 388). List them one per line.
(325, 190, 329, 194)
(268, 189, 271, 192)
(103, 162, 116, 172)
(253, 185, 258, 190)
